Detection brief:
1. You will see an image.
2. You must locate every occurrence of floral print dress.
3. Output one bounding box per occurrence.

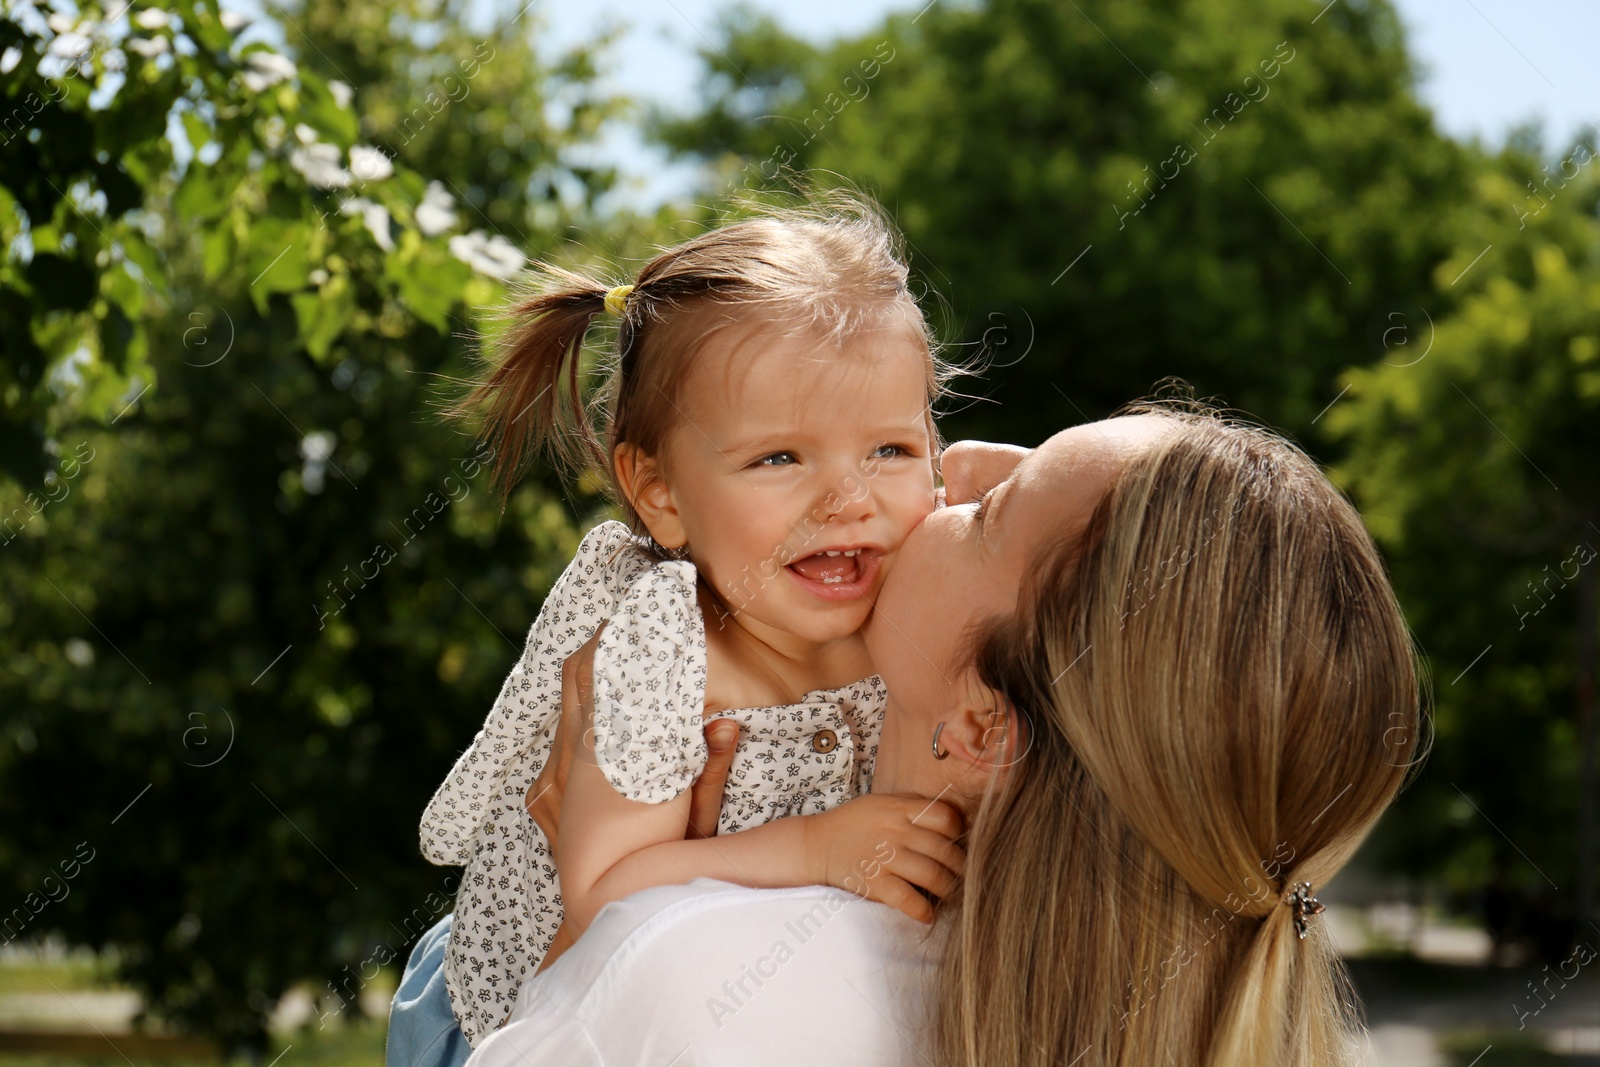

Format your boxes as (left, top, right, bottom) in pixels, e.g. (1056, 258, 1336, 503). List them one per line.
(418, 520, 887, 1046)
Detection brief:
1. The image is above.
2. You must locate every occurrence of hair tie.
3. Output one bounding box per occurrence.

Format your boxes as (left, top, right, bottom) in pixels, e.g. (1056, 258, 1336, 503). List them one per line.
(603, 284, 634, 317)
(1284, 882, 1325, 940)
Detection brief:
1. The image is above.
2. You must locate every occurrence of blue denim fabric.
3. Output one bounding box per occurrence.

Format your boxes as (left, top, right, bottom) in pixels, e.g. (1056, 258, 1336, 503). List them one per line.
(386, 915, 472, 1067)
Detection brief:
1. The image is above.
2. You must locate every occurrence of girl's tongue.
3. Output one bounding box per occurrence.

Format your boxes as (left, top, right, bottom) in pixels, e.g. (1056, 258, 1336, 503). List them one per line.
(788, 550, 865, 585)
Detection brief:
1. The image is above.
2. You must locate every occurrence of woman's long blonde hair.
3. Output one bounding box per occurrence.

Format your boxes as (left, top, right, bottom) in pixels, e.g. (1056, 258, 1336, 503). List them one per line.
(933, 405, 1422, 1067)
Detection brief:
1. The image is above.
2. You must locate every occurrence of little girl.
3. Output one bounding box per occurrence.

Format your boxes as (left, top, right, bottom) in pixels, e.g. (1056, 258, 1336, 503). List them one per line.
(385, 198, 962, 1067)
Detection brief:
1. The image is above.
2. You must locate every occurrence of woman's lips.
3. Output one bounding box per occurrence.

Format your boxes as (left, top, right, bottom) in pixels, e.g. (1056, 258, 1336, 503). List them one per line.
(785, 549, 882, 601)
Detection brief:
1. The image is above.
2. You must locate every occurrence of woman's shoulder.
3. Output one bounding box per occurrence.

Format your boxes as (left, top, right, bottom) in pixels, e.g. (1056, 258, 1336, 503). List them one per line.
(506, 880, 937, 1064)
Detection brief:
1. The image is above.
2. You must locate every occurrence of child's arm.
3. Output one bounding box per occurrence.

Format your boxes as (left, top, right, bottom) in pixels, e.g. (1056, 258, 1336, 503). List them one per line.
(556, 732, 966, 935)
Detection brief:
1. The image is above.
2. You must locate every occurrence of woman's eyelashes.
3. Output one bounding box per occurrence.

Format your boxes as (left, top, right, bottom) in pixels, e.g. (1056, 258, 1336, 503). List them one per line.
(972, 487, 996, 531)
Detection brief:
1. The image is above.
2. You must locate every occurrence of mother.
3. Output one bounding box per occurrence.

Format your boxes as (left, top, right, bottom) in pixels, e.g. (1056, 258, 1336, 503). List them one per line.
(470, 404, 1420, 1066)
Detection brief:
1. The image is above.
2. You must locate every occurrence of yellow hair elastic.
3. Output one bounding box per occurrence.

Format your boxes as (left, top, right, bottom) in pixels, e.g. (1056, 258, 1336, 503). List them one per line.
(603, 284, 634, 316)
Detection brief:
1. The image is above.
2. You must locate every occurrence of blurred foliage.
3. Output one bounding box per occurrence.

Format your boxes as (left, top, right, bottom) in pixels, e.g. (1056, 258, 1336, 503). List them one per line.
(1329, 146, 1600, 956)
(2, 0, 1598, 1049)
(0, 0, 647, 1050)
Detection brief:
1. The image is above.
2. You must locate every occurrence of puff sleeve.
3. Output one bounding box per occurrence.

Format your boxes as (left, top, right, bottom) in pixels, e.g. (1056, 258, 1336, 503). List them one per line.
(589, 559, 710, 805)
(418, 520, 648, 865)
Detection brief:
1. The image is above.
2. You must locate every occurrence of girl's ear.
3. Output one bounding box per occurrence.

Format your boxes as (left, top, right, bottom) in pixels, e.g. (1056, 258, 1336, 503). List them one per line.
(615, 444, 687, 549)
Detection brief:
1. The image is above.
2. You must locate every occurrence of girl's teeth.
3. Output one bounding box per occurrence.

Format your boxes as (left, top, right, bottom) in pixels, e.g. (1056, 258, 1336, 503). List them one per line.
(821, 549, 861, 558)
(822, 575, 843, 584)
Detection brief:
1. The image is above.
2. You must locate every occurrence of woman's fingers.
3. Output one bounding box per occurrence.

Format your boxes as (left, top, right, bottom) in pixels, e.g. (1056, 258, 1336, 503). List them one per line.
(940, 440, 1031, 506)
(524, 629, 605, 854)
(686, 719, 740, 839)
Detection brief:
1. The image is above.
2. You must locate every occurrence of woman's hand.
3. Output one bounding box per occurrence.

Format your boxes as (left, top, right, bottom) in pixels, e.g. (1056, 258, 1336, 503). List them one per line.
(800, 794, 966, 925)
(526, 635, 739, 978)
(524, 632, 740, 856)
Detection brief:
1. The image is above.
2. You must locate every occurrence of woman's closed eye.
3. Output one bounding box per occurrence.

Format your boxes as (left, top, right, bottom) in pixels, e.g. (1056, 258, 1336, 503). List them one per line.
(973, 487, 996, 533)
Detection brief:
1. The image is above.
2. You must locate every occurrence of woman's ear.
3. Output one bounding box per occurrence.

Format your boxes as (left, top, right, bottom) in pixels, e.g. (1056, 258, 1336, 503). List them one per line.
(614, 444, 687, 549)
(944, 669, 1029, 771)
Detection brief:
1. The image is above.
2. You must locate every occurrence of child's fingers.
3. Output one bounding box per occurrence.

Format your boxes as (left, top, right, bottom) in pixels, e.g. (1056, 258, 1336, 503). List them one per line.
(863, 874, 936, 925)
(900, 825, 966, 878)
(892, 795, 964, 839)
(885, 849, 960, 901)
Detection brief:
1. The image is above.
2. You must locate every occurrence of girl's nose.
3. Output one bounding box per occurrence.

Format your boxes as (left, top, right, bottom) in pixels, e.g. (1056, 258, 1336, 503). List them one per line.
(940, 440, 1031, 505)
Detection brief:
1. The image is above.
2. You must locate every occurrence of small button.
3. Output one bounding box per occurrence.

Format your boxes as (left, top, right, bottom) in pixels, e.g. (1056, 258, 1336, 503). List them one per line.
(810, 729, 839, 754)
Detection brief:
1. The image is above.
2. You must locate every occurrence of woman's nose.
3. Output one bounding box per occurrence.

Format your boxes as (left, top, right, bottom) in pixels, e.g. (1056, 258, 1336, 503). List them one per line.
(940, 440, 1031, 505)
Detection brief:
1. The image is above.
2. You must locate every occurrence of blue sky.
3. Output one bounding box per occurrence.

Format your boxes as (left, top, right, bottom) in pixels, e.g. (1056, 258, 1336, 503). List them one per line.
(533, 0, 1600, 211)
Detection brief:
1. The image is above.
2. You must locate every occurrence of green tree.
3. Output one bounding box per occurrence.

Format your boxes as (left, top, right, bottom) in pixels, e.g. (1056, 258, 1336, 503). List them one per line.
(0, 0, 634, 1048)
(657, 0, 1478, 444)
(1330, 145, 1600, 955)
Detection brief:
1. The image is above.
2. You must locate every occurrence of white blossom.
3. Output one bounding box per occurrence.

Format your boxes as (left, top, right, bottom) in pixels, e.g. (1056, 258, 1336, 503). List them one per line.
(134, 9, 171, 30)
(127, 36, 169, 58)
(0, 47, 20, 75)
(48, 32, 92, 58)
(340, 197, 394, 252)
(290, 142, 352, 189)
(47, 14, 76, 33)
(350, 145, 393, 183)
(449, 231, 524, 280)
(219, 10, 251, 32)
(241, 50, 296, 93)
(415, 181, 457, 236)
(294, 122, 319, 145)
(328, 80, 354, 109)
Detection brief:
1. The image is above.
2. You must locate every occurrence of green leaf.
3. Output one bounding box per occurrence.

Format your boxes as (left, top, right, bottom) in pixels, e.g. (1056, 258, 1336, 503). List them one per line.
(299, 72, 359, 147)
(202, 226, 236, 284)
(384, 238, 470, 334)
(174, 164, 234, 221)
(290, 275, 355, 361)
(245, 221, 312, 313)
(182, 110, 213, 155)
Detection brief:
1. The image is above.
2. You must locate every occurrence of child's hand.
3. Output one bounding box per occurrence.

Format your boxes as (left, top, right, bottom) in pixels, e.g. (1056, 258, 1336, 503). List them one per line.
(801, 794, 965, 924)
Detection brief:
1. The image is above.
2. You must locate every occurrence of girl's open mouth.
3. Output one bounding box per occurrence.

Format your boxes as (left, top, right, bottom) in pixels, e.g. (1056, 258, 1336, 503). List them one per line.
(785, 548, 882, 601)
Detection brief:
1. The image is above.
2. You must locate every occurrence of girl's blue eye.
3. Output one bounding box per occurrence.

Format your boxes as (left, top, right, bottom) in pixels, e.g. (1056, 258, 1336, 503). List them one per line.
(872, 444, 909, 460)
(758, 452, 797, 467)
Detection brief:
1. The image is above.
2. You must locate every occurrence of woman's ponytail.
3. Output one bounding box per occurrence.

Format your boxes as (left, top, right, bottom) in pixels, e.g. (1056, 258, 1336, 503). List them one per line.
(450, 265, 615, 498)
(1205, 883, 1358, 1066)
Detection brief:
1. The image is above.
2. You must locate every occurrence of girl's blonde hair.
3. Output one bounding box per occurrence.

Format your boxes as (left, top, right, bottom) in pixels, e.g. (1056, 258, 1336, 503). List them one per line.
(453, 194, 950, 521)
(934, 404, 1422, 1067)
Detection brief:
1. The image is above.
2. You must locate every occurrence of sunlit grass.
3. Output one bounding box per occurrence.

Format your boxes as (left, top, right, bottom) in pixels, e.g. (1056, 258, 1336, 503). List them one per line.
(1440, 1030, 1589, 1066)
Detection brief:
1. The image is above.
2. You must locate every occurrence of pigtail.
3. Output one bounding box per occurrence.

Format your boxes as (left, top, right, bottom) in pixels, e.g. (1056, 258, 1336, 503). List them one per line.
(450, 265, 615, 498)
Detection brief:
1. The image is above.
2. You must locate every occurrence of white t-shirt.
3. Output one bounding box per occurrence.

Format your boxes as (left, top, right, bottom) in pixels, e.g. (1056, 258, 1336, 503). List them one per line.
(464, 878, 940, 1067)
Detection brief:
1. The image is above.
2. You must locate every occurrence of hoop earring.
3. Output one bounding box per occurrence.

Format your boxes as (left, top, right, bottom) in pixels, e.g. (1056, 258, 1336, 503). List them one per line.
(932, 722, 950, 760)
